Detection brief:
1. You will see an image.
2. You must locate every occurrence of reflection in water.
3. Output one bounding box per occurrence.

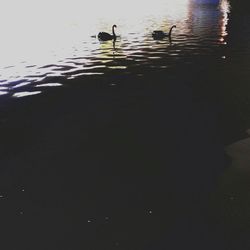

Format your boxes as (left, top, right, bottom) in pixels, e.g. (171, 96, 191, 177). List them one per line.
(35, 83, 63, 88)
(13, 91, 42, 98)
(113, 39, 117, 52)
(219, 0, 231, 44)
(12, 82, 31, 89)
(0, 91, 8, 96)
(0, 0, 230, 97)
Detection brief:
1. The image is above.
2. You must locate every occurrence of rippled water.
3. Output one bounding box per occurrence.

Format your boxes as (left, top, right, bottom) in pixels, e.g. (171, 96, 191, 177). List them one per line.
(0, 0, 230, 98)
(3, 1, 250, 248)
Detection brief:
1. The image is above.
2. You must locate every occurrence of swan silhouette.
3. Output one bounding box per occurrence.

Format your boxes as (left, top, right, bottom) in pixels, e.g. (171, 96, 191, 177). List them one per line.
(152, 25, 176, 40)
(98, 25, 117, 41)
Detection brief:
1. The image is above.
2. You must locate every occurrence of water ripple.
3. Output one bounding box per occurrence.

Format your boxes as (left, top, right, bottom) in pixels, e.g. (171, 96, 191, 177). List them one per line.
(0, 0, 231, 97)
(13, 91, 42, 98)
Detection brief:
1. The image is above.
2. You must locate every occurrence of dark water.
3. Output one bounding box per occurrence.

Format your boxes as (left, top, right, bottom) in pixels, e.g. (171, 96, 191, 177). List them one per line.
(1, 0, 250, 249)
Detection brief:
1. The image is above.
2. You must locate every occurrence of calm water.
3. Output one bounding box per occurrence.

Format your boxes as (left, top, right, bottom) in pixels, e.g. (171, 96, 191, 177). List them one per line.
(0, 0, 230, 97)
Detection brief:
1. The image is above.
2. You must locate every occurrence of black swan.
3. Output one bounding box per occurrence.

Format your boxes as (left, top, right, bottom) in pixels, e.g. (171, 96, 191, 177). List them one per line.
(152, 25, 176, 40)
(98, 25, 117, 41)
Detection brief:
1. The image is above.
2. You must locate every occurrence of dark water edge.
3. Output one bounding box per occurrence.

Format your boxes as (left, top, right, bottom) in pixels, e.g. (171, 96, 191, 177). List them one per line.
(0, 70, 234, 249)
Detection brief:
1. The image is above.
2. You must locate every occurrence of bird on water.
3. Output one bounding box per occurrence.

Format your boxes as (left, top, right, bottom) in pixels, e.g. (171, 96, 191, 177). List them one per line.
(152, 25, 176, 40)
(98, 25, 117, 41)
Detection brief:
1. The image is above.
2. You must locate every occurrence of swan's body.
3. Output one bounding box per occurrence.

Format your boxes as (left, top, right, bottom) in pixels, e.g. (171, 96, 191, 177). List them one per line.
(152, 25, 176, 40)
(98, 25, 117, 41)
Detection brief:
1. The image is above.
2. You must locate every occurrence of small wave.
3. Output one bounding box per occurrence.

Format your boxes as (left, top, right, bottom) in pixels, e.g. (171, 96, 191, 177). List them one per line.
(13, 91, 42, 98)
(0, 91, 8, 96)
(35, 83, 62, 88)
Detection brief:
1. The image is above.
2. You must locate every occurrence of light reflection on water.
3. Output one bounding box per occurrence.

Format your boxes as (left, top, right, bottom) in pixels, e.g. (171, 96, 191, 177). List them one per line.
(0, 0, 230, 97)
(13, 91, 42, 98)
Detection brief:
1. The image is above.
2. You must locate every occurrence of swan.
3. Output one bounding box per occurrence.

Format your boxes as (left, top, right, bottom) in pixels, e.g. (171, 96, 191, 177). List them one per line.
(98, 25, 117, 41)
(152, 25, 176, 40)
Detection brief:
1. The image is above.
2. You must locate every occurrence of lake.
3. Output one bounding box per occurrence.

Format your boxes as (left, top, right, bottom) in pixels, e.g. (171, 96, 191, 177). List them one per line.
(1, 0, 250, 249)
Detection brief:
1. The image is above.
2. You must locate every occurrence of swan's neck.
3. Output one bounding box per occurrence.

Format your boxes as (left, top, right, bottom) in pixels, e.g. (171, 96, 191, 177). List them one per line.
(112, 26, 116, 37)
(169, 26, 175, 36)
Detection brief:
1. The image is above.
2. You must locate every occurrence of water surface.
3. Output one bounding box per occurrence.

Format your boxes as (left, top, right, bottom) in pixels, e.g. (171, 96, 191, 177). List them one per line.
(0, 0, 230, 97)
(2, 1, 250, 249)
